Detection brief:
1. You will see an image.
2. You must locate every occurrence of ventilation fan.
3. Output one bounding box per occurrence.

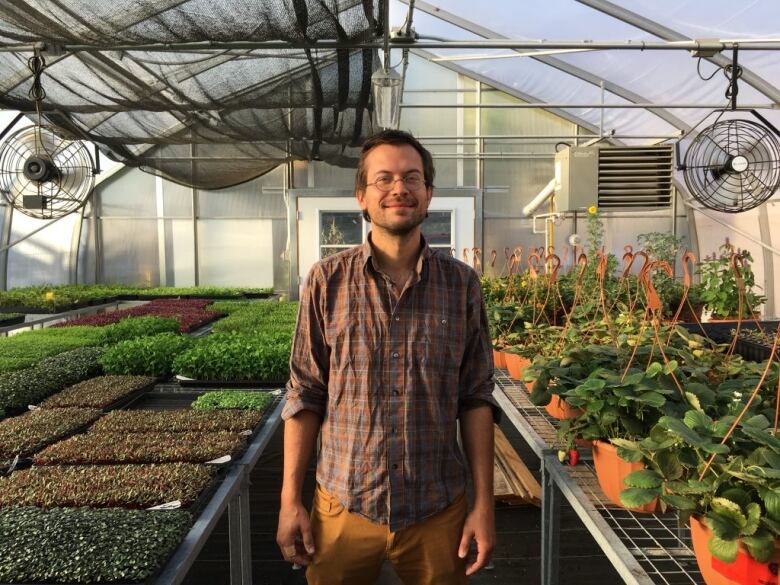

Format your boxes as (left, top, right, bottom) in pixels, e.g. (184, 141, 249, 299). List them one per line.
(0, 125, 95, 219)
(680, 117, 780, 213)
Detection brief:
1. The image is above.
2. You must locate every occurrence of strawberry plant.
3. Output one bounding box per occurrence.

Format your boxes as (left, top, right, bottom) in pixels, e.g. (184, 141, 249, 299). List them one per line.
(100, 333, 193, 377)
(0, 507, 191, 582)
(40, 375, 156, 409)
(34, 430, 246, 464)
(192, 390, 275, 411)
(0, 463, 214, 508)
(91, 408, 263, 434)
(0, 407, 101, 463)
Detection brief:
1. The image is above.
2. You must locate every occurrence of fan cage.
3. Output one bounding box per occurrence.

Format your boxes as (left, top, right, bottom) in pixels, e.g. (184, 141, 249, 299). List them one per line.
(682, 118, 780, 214)
(0, 125, 95, 219)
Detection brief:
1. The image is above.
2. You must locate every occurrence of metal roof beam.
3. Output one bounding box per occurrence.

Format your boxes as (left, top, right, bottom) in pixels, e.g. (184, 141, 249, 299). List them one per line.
(404, 0, 692, 132)
(576, 0, 780, 104)
(411, 48, 605, 138)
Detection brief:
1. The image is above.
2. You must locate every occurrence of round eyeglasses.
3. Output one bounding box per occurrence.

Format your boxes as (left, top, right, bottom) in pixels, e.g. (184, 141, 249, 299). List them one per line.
(365, 174, 426, 192)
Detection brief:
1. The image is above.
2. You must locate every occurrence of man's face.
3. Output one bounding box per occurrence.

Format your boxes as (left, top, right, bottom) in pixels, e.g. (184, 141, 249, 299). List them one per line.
(356, 144, 432, 236)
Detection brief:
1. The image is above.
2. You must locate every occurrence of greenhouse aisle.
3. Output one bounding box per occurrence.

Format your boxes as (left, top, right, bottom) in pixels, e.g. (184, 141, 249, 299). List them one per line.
(182, 417, 621, 585)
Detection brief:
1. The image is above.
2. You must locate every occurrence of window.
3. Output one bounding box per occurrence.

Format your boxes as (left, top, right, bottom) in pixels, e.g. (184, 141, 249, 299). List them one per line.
(318, 210, 453, 260)
(422, 211, 453, 252)
(319, 211, 364, 259)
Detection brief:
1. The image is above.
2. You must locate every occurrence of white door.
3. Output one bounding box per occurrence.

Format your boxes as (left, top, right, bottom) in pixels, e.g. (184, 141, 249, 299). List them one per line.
(297, 196, 475, 285)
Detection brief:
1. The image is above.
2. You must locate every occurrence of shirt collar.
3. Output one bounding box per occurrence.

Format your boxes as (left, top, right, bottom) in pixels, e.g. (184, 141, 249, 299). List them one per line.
(361, 231, 433, 276)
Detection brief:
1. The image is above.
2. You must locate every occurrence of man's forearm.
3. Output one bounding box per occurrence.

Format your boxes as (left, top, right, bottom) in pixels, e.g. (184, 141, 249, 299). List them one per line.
(281, 410, 322, 505)
(460, 405, 495, 509)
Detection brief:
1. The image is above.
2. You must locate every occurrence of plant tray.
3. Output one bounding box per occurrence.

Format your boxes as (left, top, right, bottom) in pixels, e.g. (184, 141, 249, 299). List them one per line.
(681, 320, 780, 361)
(175, 376, 287, 389)
(40, 380, 160, 413)
(0, 315, 25, 327)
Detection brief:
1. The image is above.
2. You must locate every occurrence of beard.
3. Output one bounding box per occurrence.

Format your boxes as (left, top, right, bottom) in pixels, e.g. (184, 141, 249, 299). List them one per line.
(367, 205, 427, 236)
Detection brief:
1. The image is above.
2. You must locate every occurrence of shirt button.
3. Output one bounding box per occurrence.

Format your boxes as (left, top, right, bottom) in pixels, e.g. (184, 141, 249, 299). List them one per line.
(392, 427, 397, 434)
(393, 389, 400, 396)
(392, 351, 399, 358)
(394, 316, 400, 321)
(441, 319, 447, 324)
(392, 463, 399, 470)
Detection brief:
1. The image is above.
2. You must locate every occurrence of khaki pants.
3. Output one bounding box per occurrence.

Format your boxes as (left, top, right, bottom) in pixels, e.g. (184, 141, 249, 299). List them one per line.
(306, 484, 468, 585)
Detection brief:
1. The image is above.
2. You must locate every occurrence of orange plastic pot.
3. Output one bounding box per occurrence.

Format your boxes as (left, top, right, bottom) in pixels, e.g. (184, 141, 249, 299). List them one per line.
(591, 440, 659, 513)
(493, 349, 507, 369)
(545, 396, 583, 420)
(504, 353, 531, 381)
(690, 515, 780, 585)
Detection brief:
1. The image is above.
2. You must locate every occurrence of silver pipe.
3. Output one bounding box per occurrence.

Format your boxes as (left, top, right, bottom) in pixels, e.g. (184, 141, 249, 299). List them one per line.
(416, 134, 680, 139)
(5, 39, 780, 53)
(401, 103, 774, 109)
(382, 0, 391, 67)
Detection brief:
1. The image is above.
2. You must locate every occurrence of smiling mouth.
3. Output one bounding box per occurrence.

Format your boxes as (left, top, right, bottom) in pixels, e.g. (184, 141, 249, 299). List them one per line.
(383, 201, 416, 208)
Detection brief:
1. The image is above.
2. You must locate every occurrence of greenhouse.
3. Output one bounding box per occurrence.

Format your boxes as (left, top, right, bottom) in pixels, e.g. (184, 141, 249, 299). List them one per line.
(0, 1, 779, 584)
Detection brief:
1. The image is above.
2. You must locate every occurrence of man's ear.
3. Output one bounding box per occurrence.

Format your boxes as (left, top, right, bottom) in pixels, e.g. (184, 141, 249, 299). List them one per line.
(356, 189, 366, 211)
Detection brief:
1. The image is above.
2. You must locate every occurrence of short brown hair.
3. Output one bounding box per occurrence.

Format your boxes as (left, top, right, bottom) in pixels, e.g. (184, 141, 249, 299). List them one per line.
(354, 129, 435, 195)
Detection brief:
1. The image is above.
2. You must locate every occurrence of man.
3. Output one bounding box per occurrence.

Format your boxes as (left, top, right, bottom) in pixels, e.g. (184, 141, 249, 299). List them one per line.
(277, 129, 498, 584)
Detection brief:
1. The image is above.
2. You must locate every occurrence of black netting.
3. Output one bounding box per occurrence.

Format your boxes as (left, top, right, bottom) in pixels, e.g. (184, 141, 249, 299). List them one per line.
(0, 1, 383, 188)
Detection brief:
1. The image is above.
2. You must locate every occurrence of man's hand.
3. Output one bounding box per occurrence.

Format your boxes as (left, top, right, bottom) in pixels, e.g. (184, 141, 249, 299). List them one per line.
(276, 500, 316, 566)
(458, 504, 495, 576)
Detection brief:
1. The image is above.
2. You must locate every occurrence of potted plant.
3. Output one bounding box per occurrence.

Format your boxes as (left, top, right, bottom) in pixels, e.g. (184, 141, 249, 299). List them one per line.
(612, 410, 780, 584)
(698, 244, 766, 321)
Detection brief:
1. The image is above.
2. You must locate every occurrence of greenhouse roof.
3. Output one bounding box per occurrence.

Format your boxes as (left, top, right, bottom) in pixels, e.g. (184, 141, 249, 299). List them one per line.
(0, 0, 777, 187)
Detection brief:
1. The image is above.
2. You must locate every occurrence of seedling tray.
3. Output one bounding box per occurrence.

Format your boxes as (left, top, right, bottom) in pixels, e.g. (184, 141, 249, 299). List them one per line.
(0, 315, 25, 327)
(175, 376, 287, 389)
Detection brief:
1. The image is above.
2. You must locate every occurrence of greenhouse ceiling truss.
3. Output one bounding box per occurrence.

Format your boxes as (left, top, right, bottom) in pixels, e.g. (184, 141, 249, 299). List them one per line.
(0, 0, 777, 189)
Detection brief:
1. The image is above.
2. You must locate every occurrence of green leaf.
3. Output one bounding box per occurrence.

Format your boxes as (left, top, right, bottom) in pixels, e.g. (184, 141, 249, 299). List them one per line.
(659, 416, 707, 447)
(685, 392, 703, 413)
(529, 382, 552, 406)
(616, 447, 645, 462)
(646, 362, 663, 377)
(708, 534, 739, 563)
(656, 451, 683, 481)
(706, 507, 746, 541)
(660, 494, 698, 511)
(760, 488, 780, 522)
(586, 399, 605, 412)
(761, 516, 780, 537)
(635, 392, 666, 408)
(663, 360, 679, 374)
(744, 414, 771, 430)
(624, 470, 662, 489)
(742, 426, 780, 453)
(683, 410, 712, 430)
(743, 502, 762, 537)
(619, 487, 658, 508)
(719, 488, 751, 510)
(742, 532, 776, 563)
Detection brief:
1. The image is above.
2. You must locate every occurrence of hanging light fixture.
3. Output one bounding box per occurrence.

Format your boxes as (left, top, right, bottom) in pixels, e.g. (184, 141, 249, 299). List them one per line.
(371, 66, 402, 129)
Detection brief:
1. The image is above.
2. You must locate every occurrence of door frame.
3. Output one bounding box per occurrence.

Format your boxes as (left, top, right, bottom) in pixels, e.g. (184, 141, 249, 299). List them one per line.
(288, 188, 482, 300)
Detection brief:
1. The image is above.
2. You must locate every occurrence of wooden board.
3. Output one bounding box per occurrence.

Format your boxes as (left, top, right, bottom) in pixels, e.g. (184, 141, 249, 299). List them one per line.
(494, 425, 542, 506)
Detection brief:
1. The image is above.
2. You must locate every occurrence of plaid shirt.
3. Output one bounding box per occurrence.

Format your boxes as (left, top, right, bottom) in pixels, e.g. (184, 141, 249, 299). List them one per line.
(283, 235, 498, 531)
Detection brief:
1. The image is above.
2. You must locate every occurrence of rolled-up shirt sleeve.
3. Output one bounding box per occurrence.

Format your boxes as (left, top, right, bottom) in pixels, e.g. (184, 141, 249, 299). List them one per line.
(458, 271, 501, 422)
(282, 264, 330, 420)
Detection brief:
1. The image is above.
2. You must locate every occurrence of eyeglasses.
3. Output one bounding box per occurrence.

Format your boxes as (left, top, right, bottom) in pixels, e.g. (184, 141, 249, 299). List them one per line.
(365, 174, 426, 192)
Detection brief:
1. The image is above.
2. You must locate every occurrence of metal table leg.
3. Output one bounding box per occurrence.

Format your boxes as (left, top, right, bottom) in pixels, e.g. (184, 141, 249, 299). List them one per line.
(541, 449, 561, 585)
(229, 466, 253, 585)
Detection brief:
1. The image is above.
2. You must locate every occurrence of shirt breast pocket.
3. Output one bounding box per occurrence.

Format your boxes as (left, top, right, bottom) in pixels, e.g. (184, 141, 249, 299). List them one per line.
(419, 313, 461, 377)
